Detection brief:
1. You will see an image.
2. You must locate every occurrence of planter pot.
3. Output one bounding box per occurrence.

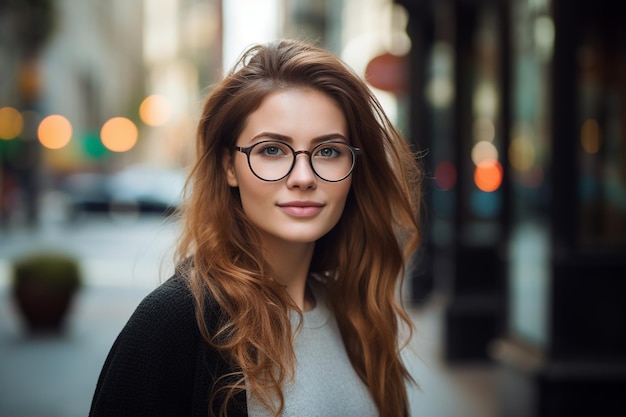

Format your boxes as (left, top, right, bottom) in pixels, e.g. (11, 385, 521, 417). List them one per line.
(13, 281, 78, 332)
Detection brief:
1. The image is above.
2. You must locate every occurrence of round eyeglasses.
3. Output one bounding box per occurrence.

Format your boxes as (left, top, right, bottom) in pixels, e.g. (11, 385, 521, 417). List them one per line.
(234, 140, 360, 182)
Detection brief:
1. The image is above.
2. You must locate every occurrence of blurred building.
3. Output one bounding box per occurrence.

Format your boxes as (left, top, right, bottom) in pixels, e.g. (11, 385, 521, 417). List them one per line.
(396, 0, 626, 416)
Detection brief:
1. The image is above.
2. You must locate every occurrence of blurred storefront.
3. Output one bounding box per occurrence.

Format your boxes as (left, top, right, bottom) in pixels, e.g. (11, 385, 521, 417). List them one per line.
(397, 0, 626, 415)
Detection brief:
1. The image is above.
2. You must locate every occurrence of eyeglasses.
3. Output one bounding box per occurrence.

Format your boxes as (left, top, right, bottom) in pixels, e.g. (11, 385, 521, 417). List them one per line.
(235, 140, 360, 182)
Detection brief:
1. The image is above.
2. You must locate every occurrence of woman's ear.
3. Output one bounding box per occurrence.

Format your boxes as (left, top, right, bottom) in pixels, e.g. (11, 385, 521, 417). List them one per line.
(222, 148, 239, 187)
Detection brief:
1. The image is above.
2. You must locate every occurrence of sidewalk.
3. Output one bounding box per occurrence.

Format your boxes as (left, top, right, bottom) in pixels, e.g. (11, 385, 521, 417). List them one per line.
(0, 285, 148, 417)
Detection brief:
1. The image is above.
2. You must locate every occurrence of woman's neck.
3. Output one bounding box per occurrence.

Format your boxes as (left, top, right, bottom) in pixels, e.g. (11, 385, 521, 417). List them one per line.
(262, 238, 316, 311)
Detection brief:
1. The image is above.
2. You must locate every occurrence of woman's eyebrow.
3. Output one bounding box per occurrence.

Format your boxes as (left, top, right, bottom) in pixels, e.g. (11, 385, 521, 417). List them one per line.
(250, 132, 348, 144)
(311, 133, 349, 144)
(250, 132, 291, 142)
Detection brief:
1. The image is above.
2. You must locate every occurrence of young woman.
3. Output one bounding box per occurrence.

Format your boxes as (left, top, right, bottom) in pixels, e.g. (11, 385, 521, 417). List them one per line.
(89, 39, 422, 417)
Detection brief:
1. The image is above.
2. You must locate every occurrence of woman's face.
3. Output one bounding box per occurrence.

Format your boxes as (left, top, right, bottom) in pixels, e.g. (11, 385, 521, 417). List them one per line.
(224, 88, 352, 248)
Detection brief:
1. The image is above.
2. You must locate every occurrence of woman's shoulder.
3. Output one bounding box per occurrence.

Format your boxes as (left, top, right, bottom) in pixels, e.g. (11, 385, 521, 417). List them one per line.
(140, 274, 194, 310)
(136, 275, 194, 316)
(120, 274, 208, 344)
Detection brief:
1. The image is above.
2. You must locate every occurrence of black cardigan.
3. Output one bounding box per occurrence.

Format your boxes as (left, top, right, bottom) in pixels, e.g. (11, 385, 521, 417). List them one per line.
(89, 275, 248, 417)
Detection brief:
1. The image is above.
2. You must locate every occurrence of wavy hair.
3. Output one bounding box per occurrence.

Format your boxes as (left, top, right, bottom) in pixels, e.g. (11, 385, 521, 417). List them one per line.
(175, 39, 422, 417)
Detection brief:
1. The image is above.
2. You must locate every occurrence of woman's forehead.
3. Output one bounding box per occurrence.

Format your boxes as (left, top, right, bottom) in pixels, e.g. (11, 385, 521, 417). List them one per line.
(237, 89, 348, 146)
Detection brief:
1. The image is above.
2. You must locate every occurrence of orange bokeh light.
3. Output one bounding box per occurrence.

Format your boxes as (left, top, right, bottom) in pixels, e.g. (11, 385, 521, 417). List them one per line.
(101, 117, 138, 152)
(38, 114, 72, 149)
(474, 160, 503, 192)
(139, 94, 171, 127)
(0, 107, 24, 140)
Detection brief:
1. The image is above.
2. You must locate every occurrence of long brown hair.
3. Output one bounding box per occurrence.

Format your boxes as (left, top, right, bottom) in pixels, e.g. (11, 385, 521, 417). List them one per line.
(175, 39, 422, 417)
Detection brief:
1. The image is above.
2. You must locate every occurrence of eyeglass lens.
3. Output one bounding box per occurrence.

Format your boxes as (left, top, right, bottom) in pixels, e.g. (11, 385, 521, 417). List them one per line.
(246, 141, 355, 182)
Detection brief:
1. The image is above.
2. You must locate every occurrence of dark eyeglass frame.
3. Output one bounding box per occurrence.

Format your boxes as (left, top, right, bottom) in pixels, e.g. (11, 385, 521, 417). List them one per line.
(234, 140, 361, 182)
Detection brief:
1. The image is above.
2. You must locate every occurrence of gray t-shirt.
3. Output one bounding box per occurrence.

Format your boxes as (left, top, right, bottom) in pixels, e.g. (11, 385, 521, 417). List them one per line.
(247, 279, 378, 417)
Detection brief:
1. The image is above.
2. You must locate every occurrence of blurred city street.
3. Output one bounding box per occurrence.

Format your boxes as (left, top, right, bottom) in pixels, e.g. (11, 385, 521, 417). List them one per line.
(0, 212, 497, 417)
(1, 0, 624, 415)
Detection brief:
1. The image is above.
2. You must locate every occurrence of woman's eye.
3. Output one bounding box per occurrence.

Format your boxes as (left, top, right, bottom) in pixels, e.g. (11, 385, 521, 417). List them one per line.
(316, 146, 340, 158)
(258, 143, 287, 156)
(263, 146, 280, 155)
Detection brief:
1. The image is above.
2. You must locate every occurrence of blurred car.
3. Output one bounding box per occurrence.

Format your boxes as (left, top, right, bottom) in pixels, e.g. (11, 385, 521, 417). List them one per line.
(108, 164, 186, 214)
(60, 165, 186, 220)
(60, 171, 111, 216)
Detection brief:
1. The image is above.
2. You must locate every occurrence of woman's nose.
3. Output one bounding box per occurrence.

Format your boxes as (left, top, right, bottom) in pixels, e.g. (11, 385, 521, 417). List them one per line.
(286, 153, 317, 188)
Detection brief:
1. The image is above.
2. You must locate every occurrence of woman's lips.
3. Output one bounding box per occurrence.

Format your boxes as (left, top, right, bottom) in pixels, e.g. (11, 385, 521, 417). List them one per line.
(277, 201, 324, 217)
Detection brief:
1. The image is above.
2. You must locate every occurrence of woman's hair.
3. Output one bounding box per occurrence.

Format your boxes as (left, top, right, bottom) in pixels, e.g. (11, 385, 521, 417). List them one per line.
(175, 39, 422, 417)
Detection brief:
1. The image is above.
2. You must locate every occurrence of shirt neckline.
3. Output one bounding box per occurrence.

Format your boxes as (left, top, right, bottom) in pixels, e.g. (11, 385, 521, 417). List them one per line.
(290, 277, 331, 329)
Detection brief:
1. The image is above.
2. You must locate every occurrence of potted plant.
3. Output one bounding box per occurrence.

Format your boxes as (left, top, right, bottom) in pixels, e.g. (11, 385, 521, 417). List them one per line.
(11, 251, 82, 333)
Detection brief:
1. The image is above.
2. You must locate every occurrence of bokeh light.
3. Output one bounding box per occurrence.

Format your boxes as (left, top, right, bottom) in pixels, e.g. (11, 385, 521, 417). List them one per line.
(37, 114, 72, 149)
(473, 82, 498, 119)
(427, 78, 454, 108)
(0, 107, 24, 140)
(471, 141, 499, 166)
(101, 117, 138, 152)
(425, 42, 455, 109)
(534, 15, 555, 58)
(139, 94, 171, 127)
(581, 118, 601, 154)
(470, 189, 501, 218)
(434, 160, 457, 190)
(509, 136, 536, 171)
(83, 130, 109, 159)
(474, 160, 503, 192)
